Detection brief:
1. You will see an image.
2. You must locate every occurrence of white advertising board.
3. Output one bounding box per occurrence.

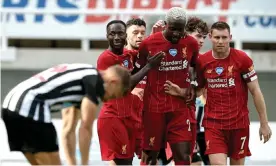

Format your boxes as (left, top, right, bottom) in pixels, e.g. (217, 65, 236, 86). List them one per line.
(1, 0, 276, 41)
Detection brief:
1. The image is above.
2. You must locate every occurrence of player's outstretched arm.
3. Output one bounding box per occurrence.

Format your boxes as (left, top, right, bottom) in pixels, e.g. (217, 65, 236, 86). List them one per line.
(247, 80, 272, 143)
(130, 51, 165, 89)
(78, 97, 98, 165)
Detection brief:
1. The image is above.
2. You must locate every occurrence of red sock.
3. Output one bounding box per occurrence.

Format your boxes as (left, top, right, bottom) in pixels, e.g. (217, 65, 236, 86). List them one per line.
(140, 161, 147, 166)
(174, 161, 190, 165)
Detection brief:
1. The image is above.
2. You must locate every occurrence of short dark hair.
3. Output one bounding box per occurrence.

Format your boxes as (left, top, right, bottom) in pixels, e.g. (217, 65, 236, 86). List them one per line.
(106, 20, 127, 31)
(185, 17, 209, 35)
(111, 65, 131, 95)
(126, 18, 146, 28)
(210, 21, 231, 34)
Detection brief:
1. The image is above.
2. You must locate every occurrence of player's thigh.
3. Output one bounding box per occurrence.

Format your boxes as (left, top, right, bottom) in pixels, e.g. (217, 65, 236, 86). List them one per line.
(204, 128, 228, 155)
(61, 106, 80, 132)
(2, 109, 27, 151)
(230, 157, 245, 165)
(143, 111, 166, 151)
(24, 121, 59, 153)
(33, 151, 61, 165)
(208, 153, 227, 165)
(97, 117, 134, 160)
(229, 127, 251, 160)
(23, 152, 39, 165)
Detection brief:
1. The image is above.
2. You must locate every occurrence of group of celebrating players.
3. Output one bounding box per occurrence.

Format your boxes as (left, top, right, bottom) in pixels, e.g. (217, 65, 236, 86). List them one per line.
(1, 7, 272, 165)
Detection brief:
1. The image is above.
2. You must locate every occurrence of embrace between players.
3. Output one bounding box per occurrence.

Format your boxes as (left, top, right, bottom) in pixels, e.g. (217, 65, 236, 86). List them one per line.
(1, 7, 272, 166)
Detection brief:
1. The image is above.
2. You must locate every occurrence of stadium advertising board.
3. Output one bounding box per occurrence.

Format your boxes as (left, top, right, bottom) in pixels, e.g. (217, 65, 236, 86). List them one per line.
(1, 0, 276, 41)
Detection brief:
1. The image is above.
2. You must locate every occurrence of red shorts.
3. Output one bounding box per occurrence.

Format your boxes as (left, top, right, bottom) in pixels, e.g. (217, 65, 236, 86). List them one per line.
(143, 111, 194, 151)
(165, 124, 197, 160)
(97, 117, 135, 161)
(134, 124, 143, 159)
(204, 127, 251, 160)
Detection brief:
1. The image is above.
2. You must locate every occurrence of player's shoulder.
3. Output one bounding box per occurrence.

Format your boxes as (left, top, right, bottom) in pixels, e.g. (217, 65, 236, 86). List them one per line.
(179, 35, 197, 48)
(99, 49, 112, 57)
(144, 32, 163, 43)
(197, 50, 212, 66)
(230, 48, 252, 62)
(123, 49, 138, 57)
(231, 48, 249, 57)
(98, 50, 114, 62)
(199, 50, 212, 60)
(182, 35, 197, 44)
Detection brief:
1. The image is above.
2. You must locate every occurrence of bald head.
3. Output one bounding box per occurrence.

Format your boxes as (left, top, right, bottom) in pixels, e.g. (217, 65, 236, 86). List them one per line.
(165, 7, 187, 25)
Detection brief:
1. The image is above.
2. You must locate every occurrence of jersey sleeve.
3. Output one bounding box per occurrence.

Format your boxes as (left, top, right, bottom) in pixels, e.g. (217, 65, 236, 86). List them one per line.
(97, 53, 113, 71)
(136, 76, 147, 89)
(82, 73, 105, 105)
(240, 53, 258, 83)
(196, 57, 206, 88)
(189, 38, 199, 67)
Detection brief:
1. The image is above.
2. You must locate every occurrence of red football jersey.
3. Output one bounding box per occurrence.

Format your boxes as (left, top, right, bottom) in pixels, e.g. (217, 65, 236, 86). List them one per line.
(97, 49, 137, 118)
(136, 32, 199, 113)
(130, 53, 146, 128)
(130, 88, 143, 128)
(197, 48, 257, 129)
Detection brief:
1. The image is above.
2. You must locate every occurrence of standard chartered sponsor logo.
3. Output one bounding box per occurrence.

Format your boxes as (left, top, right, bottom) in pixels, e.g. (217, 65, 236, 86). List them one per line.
(207, 78, 235, 88)
(159, 60, 188, 71)
(228, 78, 235, 87)
(207, 78, 227, 83)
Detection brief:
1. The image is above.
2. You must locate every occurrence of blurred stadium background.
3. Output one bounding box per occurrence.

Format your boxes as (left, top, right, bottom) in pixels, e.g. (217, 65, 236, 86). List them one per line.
(0, 0, 275, 165)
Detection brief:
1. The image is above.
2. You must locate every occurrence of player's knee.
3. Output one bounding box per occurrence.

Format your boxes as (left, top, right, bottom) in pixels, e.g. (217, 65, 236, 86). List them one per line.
(80, 119, 93, 130)
(62, 119, 78, 138)
(62, 107, 79, 132)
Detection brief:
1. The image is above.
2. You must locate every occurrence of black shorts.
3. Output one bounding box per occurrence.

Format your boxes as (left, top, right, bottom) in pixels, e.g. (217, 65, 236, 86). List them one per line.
(1, 109, 59, 153)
